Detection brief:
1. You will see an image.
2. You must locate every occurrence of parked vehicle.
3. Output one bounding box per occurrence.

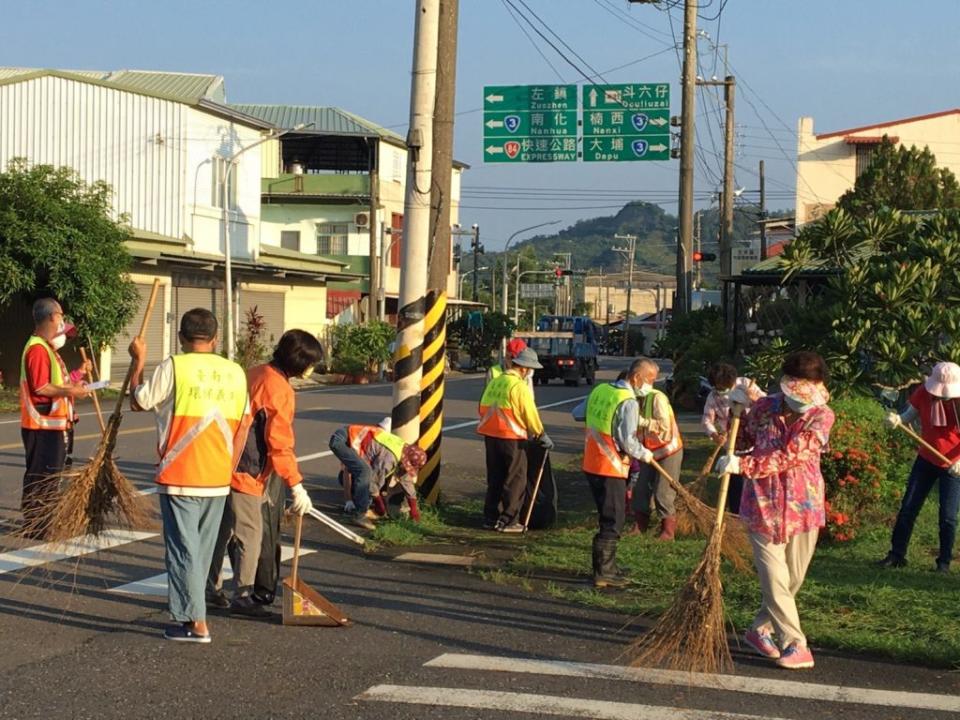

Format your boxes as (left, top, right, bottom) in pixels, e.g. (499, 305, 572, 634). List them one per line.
(516, 330, 598, 387)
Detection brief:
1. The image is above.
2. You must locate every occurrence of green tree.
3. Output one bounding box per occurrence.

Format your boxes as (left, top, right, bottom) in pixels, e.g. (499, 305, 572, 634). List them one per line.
(836, 137, 960, 218)
(0, 158, 138, 345)
(330, 321, 393, 376)
(448, 311, 515, 370)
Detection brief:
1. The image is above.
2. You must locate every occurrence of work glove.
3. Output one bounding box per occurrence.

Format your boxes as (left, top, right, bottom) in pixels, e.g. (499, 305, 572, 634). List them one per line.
(950, 460, 960, 478)
(637, 447, 654, 464)
(715, 454, 741, 476)
(537, 433, 555, 451)
(290, 483, 314, 516)
(406, 495, 421, 522)
(343, 500, 356, 514)
(884, 411, 902, 430)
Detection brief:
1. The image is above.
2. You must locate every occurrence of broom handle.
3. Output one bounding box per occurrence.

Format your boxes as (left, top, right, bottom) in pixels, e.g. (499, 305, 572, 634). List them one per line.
(898, 422, 952, 467)
(79, 347, 106, 433)
(696, 443, 725, 485)
(522, 449, 550, 530)
(291, 513, 303, 586)
(110, 278, 161, 420)
(714, 407, 744, 528)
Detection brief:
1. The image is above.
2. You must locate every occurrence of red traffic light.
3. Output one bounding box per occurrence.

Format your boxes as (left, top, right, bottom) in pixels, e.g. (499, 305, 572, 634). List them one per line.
(693, 251, 717, 262)
(555, 267, 563, 277)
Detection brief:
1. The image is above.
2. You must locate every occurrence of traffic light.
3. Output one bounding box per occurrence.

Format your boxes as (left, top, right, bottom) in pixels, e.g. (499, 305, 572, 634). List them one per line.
(554, 267, 574, 276)
(693, 251, 717, 262)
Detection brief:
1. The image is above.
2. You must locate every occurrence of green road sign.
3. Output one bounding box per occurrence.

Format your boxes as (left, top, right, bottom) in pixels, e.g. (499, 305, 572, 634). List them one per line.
(582, 108, 669, 137)
(483, 85, 578, 163)
(582, 83, 670, 111)
(582, 136, 670, 162)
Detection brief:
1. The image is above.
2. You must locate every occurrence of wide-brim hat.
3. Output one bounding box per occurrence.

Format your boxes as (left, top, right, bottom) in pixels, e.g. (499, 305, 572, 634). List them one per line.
(780, 375, 830, 408)
(512, 347, 543, 370)
(925, 362, 960, 399)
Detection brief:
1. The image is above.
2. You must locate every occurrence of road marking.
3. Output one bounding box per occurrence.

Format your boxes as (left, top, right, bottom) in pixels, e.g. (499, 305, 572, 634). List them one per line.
(394, 552, 476, 567)
(109, 544, 315, 596)
(357, 685, 786, 720)
(0, 426, 154, 451)
(424, 654, 960, 714)
(294, 395, 587, 463)
(0, 530, 157, 576)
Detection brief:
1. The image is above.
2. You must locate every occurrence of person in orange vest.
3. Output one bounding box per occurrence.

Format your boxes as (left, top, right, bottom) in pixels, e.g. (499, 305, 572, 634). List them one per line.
(630, 358, 684, 540)
(478, 347, 552, 533)
(19, 298, 91, 539)
(579, 359, 655, 587)
(329, 421, 427, 530)
(206, 329, 323, 617)
(129, 308, 249, 644)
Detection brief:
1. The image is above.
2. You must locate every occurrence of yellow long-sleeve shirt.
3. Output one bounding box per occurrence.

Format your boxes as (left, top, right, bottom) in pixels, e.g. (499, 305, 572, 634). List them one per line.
(504, 369, 544, 437)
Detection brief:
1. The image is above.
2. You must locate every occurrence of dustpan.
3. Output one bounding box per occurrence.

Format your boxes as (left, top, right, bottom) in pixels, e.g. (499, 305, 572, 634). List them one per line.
(282, 514, 352, 627)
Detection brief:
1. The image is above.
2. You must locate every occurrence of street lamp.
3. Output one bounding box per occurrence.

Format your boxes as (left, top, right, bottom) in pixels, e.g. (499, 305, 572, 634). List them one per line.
(501, 220, 560, 320)
(222, 121, 312, 360)
(514, 269, 556, 326)
(459, 266, 489, 299)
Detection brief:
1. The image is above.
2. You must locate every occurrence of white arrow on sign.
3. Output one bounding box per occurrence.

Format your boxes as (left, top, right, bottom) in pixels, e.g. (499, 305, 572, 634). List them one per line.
(649, 143, 668, 152)
(485, 93, 504, 104)
(648, 117, 668, 127)
(485, 145, 505, 155)
(485, 119, 504, 129)
(588, 88, 598, 108)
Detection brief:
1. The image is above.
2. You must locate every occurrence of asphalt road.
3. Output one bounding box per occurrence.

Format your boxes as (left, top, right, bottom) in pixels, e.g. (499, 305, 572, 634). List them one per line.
(0, 357, 957, 719)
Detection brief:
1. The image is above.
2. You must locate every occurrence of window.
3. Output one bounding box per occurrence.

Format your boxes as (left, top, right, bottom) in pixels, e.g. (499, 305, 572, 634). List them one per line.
(317, 223, 349, 256)
(855, 144, 877, 178)
(389, 213, 403, 267)
(392, 150, 403, 183)
(280, 231, 300, 251)
(211, 157, 238, 209)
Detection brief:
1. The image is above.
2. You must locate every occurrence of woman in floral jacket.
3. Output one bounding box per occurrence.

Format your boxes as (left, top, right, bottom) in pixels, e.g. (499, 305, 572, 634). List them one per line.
(715, 351, 834, 671)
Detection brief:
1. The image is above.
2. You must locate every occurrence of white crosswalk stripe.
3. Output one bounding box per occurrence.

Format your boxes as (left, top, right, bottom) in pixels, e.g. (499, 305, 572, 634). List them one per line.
(0, 530, 157, 576)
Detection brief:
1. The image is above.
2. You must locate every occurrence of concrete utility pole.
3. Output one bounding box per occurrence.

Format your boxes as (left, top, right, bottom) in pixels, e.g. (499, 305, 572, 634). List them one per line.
(368, 143, 380, 326)
(391, 0, 438, 445)
(759, 159, 767, 260)
(472, 224, 481, 301)
(676, 0, 698, 317)
(613, 234, 637, 357)
(721, 76, 736, 310)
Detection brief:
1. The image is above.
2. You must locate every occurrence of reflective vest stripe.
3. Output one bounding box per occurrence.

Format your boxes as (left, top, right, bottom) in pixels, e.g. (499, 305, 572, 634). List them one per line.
(582, 383, 635, 478)
(348, 425, 405, 462)
(479, 405, 527, 439)
(587, 426, 629, 476)
(478, 373, 528, 440)
(156, 409, 234, 476)
(20, 336, 71, 431)
(642, 390, 683, 460)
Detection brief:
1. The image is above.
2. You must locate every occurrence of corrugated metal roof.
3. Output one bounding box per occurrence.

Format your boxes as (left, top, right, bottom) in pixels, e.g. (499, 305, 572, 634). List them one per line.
(230, 104, 405, 143)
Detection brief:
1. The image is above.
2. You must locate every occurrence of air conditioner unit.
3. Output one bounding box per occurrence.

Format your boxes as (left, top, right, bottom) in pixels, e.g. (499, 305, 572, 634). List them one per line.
(354, 212, 370, 228)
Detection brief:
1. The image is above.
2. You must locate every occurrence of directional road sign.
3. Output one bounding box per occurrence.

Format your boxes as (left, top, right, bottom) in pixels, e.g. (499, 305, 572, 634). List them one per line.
(582, 83, 671, 162)
(520, 283, 555, 299)
(483, 84, 578, 163)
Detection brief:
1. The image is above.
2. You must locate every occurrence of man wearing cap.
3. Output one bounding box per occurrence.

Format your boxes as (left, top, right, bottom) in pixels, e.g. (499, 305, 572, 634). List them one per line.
(478, 346, 552, 533)
(882, 361, 960, 573)
(19, 297, 91, 538)
(329, 420, 427, 530)
(486, 338, 535, 394)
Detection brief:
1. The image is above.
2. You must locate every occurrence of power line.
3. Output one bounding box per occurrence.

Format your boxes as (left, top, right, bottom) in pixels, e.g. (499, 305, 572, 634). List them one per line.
(499, 0, 566, 83)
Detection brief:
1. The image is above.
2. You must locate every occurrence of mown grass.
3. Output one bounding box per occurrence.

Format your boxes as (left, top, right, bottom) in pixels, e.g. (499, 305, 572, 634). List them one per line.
(370, 437, 960, 667)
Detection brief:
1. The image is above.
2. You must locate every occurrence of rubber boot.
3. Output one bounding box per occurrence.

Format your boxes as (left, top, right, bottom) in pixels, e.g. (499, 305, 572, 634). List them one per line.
(371, 495, 388, 517)
(657, 516, 677, 541)
(593, 539, 630, 589)
(591, 535, 604, 579)
(626, 511, 650, 536)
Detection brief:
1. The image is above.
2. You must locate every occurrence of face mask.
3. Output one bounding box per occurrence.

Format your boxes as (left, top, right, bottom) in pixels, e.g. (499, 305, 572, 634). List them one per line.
(784, 395, 813, 414)
(635, 382, 653, 396)
(716, 388, 732, 397)
(50, 321, 67, 350)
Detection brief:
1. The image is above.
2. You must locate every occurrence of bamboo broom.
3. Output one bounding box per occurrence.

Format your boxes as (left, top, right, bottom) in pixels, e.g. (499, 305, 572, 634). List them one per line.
(79, 346, 105, 434)
(32, 279, 160, 542)
(896, 423, 953, 466)
(627, 404, 744, 674)
(687, 442, 725, 499)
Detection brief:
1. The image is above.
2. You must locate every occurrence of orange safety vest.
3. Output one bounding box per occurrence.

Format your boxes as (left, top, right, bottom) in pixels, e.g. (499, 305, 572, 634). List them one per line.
(582, 383, 636, 478)
(347, 424, 405, 463)
(641, 389, 683, 460)
(20, 336, 73, 431)
(477, 371, 528, 440)
(156, 353, 248, 490)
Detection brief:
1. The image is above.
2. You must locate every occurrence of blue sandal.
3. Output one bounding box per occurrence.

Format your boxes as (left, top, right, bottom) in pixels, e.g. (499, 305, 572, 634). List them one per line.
(163, 623, 211, 643)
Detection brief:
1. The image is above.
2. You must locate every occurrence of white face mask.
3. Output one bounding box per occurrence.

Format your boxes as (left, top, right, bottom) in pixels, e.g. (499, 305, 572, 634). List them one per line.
(635, 382, 653, 396)
(300, 365, 315, 379)
(50, 321, 67, 350)
(784, 395, 813, 414)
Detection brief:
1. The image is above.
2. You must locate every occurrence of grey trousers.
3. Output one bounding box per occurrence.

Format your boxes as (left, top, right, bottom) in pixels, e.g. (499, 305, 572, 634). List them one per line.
(632, 449, 683, 517)
(750, 528, 819, 649)
(159, 494, 227, 623)
(209, 489, 266, 596)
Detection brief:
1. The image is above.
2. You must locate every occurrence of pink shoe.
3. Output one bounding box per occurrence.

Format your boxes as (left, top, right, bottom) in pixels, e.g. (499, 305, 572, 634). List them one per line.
(776, 644, 814, 670)
(743, 629, 780, 659)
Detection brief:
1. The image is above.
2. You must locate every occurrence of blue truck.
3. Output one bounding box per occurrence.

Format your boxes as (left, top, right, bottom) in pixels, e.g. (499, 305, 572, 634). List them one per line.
(515, 316, 601, 387)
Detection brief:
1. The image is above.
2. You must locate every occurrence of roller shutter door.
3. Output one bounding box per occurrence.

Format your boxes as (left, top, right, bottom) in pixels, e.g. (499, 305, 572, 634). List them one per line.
(110, 283, 166, 380)
(238, 290, 286, 347)
(173, 286, 226, 352)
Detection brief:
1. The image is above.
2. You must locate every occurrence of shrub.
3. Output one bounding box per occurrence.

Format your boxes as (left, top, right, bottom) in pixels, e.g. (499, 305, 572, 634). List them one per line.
(819, 396, 913, 542)
(330, 321, 394, 376)
(235, 305, 270, 370)
(654, 306, 728, 407)
(448, 311, 515, 370)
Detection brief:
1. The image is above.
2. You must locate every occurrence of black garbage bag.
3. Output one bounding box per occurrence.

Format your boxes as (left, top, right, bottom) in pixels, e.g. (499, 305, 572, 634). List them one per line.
(524, 444, 558, 530)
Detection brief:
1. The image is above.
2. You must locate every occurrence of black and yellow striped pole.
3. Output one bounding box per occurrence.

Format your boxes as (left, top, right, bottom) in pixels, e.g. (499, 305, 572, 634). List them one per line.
(417, 290, 447, 502)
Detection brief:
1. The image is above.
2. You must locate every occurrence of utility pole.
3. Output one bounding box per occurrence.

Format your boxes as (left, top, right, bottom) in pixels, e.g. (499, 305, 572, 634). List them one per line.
(694, 210, 702, 290)
(759, 159, 767, 260)
(676, 0, 698, 317)
(721, 76, 736, 316)
(391, 0, 438, 446)
(490, 259, 496, 312)
(613, 234, 637, 357)
(471, 224, 481, 301)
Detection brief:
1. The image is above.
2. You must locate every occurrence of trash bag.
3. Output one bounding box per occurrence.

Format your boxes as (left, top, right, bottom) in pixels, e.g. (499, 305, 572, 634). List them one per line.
(524, 444, 557, 530)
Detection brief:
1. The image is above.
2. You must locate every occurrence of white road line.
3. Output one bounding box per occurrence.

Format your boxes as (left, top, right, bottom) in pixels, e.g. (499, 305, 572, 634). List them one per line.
(294, 394, 587, 463)
(109, 544, 315, 596)
(425, 654, 960, 714)
(357, 685, 787, 720)
(0, 530, 157, 576)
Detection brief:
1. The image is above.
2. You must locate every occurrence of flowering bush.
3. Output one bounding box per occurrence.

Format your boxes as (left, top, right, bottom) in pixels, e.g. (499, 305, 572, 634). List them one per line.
(819, 396, 914, 541)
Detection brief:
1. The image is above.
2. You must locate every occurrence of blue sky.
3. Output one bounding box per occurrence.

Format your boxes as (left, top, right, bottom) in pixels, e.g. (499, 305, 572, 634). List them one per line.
(3, 0, 959, 251)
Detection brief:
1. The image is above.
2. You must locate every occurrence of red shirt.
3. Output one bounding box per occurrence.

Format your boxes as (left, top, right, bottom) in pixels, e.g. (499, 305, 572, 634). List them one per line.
(909, 386, 960, 467)
(24, 342, 68, 408)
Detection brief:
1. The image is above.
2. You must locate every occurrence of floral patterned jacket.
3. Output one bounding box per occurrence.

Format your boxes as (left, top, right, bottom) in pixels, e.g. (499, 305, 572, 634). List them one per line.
(737, 394, 835, 543)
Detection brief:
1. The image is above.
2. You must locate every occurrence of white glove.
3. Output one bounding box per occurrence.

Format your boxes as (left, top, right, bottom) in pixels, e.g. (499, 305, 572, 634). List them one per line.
(635, 416, 651, 429)
(884, 412, 902, 430)
(343, 500, 356, 513)
(637, 447, 654, 464)
(949, 461, 960, 477)
(729, 386, 750, 407)
(715, 454, 741, 476)
(290, 483, 314, 516)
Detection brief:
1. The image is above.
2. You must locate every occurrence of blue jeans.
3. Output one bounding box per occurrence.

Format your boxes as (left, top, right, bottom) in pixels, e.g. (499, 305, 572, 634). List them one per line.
(159, 494, 227, 623)
(890, 456, 960, 566)
(329, 428, 371, 513)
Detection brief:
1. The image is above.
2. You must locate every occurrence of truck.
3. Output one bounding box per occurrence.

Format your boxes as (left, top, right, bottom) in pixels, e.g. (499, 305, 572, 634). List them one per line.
(516, 316, 600, 386)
